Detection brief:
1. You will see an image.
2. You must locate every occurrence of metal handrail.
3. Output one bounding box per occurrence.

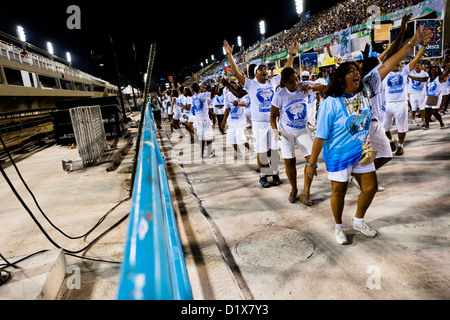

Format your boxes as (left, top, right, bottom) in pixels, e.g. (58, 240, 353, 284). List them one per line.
(117, 108, 192, 300)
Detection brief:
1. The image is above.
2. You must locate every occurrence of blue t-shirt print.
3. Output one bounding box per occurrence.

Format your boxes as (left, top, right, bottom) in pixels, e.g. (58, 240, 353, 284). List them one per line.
(193, 98, 203, 111)
(285, 99, 308, 130)
(387, 73, 404, 94)
(256, 87, 275, 113)
(315, 96, 372, 172)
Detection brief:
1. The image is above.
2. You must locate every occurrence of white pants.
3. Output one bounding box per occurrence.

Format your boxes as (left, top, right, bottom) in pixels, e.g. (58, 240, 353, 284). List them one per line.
(279, 126, 313, 159)
(252, 121, 279, 154)
(195, 117, 214, 141)
(369, 120, 392, 159)
(226, 120, 248, 145)
(410, 93, 425, 111)
(383, 100, 409, 133)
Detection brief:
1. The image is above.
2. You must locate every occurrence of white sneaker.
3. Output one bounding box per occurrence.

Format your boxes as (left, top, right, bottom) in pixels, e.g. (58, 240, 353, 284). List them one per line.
(412, 120, 417, 126)
(351, 220, 377, 237)
(335, 226, 348, 245)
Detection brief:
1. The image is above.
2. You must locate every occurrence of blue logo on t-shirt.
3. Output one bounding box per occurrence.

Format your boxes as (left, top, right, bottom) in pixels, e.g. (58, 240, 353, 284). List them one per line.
(193, 98, 203, 112)
(411, 80, 423, 91)
(387, 74, 404, 94)
(427, 81, 438, 95)
(344, 109, 372, 143)
(256, 87, 274, 112)
(285, 99, 307, 130)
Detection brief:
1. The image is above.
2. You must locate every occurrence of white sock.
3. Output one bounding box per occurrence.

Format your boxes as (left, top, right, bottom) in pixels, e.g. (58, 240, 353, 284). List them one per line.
(398, 143, 403, 148)
(353, 217, 364, 224)
(335, 224, 343, 229)
(270, 150, 280, 173)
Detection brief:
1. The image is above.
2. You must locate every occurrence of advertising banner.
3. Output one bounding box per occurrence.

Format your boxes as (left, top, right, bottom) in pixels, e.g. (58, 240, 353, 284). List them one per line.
(415, 19, 444, 58)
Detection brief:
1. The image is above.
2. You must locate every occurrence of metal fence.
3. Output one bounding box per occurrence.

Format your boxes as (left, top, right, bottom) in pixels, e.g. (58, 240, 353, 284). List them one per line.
(69, 106, 108, 166)
(117, 107, 192, 300)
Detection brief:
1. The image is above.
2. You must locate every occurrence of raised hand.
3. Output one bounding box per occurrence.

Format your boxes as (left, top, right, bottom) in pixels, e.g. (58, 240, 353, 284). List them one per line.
(223, 40, 234, 56)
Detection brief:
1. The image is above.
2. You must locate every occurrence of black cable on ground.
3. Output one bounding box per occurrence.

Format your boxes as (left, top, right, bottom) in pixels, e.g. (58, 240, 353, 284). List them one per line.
(0, 134, 125, 240)
(0, 133, 131, 287)
(0, 162, 130, 254)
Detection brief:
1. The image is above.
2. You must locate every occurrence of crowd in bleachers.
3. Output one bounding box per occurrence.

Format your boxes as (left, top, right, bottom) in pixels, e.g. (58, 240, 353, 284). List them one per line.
(236, 0, 424, 63)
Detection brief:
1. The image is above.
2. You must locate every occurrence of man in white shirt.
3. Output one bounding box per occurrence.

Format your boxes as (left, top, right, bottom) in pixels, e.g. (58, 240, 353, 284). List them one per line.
(223, 39, 299, 188)
(407, 61, 427, 125)
(191, 82, 217, 158)
(382, 42, 427, 156)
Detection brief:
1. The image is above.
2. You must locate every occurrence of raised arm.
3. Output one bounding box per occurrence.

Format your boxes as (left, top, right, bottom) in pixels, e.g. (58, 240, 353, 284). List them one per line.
(378, 25, 433, 81)
(381, 14, 412, 62)
(408, 75, 428, 82)
(223, 40, 246, 86)
(439, 63, 450, 82)
(408, 35, 430, 71)
(284, 41, 299, 69)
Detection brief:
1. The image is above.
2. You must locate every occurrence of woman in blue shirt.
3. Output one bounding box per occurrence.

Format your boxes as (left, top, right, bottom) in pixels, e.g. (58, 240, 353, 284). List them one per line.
(305, 62, 378, 245)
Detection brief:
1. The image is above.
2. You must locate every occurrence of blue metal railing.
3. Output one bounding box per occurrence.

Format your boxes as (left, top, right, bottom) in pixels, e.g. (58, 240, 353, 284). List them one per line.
(117, 108, 192, 300)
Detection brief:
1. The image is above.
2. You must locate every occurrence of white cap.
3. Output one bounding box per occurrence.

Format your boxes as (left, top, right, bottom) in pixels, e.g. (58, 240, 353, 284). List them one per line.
(254, 62, 269, 72)
(301, 71, 310, 77)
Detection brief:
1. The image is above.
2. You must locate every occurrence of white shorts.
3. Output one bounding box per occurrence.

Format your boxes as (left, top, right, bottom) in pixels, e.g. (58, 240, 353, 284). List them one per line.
(195, 117, 214, 141)
(279, 127, 313, 159)
(383, 101, 409, 133)
(328, 162, 376, 183)
(369, 120, 392, 159)
(188, 114, 196, 123)
(409, 94, 425, 111)
(173, 106, 182, 121)
(252, 121, 279, 153)
(226, 120, 248, 145)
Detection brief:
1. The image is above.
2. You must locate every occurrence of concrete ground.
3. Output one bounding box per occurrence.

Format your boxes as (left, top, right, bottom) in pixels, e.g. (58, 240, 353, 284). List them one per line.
(164, 114, 450, 300)
(0, 116, 137, 300)
(0, 111, 449, 300)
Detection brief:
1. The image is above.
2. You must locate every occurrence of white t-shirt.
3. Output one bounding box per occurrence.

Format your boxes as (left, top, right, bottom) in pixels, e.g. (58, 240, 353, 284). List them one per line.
(192, 92, 212, 120)
(408, 70, 427, 95)
(243, 74, 281, 122)
(426, 76, 442, 97)
(180, 95, 192, 116)
(383, 63, 412, 102)
(213, 94, 225, 115)
(225, 92, 246, 123)
(272, 87, 309, 133)
(362, 63, 384, 122)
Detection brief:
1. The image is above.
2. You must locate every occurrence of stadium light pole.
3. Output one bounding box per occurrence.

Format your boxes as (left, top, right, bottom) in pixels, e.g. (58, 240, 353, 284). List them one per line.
(66, 52, 72, 66)
(47, 42, 54, 59)
(295, 0, 304, 18)
(259, 20, 266, 41)
(17, 26, 26, 42)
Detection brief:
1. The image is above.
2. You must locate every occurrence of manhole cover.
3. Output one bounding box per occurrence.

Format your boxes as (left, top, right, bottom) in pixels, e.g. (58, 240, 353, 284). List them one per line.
(236, 228, 315, 268)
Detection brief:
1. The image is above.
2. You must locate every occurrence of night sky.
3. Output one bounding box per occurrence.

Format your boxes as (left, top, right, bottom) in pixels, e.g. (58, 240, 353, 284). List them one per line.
(0, 0, 340, 90)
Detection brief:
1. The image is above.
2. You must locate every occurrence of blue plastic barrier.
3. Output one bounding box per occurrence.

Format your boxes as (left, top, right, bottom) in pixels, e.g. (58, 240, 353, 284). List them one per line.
(117, 108, 192, 300)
